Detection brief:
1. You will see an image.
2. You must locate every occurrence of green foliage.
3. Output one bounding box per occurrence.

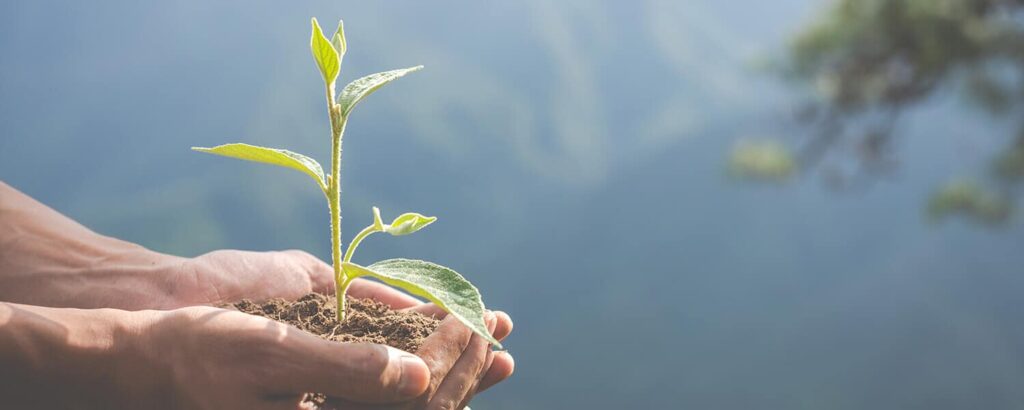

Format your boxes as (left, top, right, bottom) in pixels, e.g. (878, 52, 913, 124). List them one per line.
(338, 66, 423, 117)
(191, 143, 327, 192)
(310, 17, 340, 87)
(193, 18, 499, 347)
(344, 207, 436, 264)
(928, 180, 1013, 226)
(345, 259, 502, 348)
(330, 20, 347, 61)
(728, 139, 796, 183)
(374, 206, 437, 236)
(777, 0, 1024, 227)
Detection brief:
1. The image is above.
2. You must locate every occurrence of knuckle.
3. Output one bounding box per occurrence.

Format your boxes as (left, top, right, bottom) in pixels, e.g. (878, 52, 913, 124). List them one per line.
(351, 345, 390, 375)
(430, 398, 461, 410)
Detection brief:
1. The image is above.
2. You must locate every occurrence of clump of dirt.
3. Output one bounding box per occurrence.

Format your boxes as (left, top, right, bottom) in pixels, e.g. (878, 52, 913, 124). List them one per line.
(230, 293, 441, 408)
(232, 293, 439, 353)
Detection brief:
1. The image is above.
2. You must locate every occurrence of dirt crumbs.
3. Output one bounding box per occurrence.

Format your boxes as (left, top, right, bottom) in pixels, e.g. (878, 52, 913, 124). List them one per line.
(232, 293, 440, 353)
(230, 293, 441, 409)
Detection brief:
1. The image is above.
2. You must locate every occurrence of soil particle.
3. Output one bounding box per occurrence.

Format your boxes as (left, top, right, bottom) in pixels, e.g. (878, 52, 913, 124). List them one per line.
(231, 293, 439, 353)
(229, 293, 441, 409)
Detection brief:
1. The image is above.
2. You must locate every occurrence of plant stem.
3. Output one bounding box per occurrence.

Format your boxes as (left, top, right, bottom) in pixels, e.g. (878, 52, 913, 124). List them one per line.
(326, 85, 348, 322)
(343, 224, 377, 264)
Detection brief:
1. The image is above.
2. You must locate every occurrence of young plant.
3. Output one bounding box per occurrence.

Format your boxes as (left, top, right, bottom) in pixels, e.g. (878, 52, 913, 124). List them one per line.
(192, 18, 500, 348)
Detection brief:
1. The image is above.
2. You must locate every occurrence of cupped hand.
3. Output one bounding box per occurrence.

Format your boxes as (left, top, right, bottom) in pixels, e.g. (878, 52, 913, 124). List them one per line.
(131, 306, 431, 410)
(167, 252, 515, 408)
(171, 249, 429, 308)
(320, 312, 512, 410)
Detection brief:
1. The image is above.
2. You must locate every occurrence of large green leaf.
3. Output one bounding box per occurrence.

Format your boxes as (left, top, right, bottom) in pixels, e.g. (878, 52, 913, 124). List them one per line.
(338, 66, 423, 117)
(343, 259, 501, 348)
(192, 143, 327, 191)
(310, 17, 340, 86)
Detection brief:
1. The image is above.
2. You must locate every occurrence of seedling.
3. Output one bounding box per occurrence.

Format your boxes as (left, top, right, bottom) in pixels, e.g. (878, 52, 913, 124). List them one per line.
(193, 18, 500, 348)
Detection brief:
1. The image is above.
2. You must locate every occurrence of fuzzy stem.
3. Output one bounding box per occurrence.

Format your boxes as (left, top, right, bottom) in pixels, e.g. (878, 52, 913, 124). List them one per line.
(343, 224, 378, 264)
(326, 84, 348, 322)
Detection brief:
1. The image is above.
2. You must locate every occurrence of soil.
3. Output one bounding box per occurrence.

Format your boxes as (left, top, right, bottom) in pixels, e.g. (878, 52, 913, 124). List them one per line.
(231, 292, 440, 352)
(228, 293, 441, 408)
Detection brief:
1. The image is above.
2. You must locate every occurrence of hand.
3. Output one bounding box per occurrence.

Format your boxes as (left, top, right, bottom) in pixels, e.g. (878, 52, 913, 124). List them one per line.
(345, 279, 516, 402)
(134, 305, 512, 410)
(130, 306, 431, 409)
(0, 181, 331, 310)
(320, 312, 513, 409)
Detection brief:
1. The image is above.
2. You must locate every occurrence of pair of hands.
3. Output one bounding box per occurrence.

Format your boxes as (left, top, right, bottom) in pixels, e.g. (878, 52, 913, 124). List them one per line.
(131, 250, 515, 409)
(0, 181, 512, 408)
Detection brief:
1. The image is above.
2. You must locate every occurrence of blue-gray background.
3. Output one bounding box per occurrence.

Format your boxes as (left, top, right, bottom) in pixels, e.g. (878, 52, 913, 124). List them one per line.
(2, 1, 1022, 408)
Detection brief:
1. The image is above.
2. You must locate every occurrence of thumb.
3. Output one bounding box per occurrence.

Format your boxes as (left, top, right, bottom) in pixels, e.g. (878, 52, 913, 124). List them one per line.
(192, 249, 333, 302)
(273, 337, 431, 403)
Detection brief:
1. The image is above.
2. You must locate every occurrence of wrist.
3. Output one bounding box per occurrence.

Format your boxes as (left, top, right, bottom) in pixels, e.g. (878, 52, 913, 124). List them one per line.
(0, 303, 168, 408)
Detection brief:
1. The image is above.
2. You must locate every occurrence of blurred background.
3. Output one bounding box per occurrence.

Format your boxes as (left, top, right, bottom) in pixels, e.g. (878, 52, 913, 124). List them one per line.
(2, 0, 1023, 408)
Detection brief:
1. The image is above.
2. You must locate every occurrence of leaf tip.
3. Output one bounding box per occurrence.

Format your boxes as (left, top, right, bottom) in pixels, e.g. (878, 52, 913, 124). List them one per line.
(372, 206, 384, 231)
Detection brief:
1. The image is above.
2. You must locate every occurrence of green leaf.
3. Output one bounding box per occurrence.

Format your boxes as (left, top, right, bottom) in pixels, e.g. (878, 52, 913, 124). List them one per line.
(384, 212, 436, 236)
(310, 17, 340, 86)
(338, 66, 423, 117)
(371, 206, 436, 236)
(192, 143, 327, 191)
(372, 206, 385, 231)
(331, 20, 347, 58)
(343, 259, 501, 348)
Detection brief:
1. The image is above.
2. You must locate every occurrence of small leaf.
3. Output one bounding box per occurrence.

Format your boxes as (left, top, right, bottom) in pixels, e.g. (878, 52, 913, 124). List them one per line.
(343, 259, 501, 348)
(338, 66, 423, 117)
(331, 20, 347, 58)
(372, 206, 385, 231)
(310, 17, 340, 86)
(384, 212, 436, 236)
(192, 143, 327, 191)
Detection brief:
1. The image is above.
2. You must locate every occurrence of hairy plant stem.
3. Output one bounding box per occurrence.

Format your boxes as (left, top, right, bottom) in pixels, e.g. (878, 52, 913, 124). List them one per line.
(326, 85, 349, 322)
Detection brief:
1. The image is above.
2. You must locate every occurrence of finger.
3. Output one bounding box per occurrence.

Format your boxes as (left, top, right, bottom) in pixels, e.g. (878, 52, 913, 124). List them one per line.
(476, 351, 515, 393)
(427, 313, 496, 409)
(415, 315, 474, 395)
(492, 311, 513, 341)
(281, 250, 335, 295)
(346, 278, 423, 309)
(402, 303, 447, 319)
(457, 334, 498, 409)
(269, 331, 430, 403)
(191, 250, 322, 303)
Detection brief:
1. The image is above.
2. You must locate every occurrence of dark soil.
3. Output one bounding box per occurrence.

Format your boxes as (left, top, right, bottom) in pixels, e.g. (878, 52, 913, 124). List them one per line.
(229, 293, 440, 408)
(231, 292, 440, 352)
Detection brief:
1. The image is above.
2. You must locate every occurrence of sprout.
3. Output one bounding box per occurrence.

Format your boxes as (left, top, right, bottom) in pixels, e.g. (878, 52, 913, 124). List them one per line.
(192, 18, 500, 348)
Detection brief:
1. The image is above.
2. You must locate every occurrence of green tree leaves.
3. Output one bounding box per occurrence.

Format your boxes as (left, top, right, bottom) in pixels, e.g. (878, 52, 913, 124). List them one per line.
(344, 259, 501, 348)
(311, 17, 340, 87)
(192, 143, 327, 192)
(338, 66, 424, 117)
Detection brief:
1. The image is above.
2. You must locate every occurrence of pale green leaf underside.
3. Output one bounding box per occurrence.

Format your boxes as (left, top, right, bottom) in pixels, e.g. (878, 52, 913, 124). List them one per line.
(310, 18, 339, 86)
(338, 66, 423, 117)
(343, 259, 501, 348)
(192, 143, 326, 191)
(386, 213, 436, 236)
(331, 20, 347, 58)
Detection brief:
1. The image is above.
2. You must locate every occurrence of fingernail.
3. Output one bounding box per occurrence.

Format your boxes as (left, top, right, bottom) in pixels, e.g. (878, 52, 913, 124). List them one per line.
(398, 356, 426, 396)
(390, 348, 429, 397)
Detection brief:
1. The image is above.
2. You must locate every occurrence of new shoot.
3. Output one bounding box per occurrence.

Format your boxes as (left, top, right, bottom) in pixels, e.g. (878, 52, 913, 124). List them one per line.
(192, 18, 500, 348)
